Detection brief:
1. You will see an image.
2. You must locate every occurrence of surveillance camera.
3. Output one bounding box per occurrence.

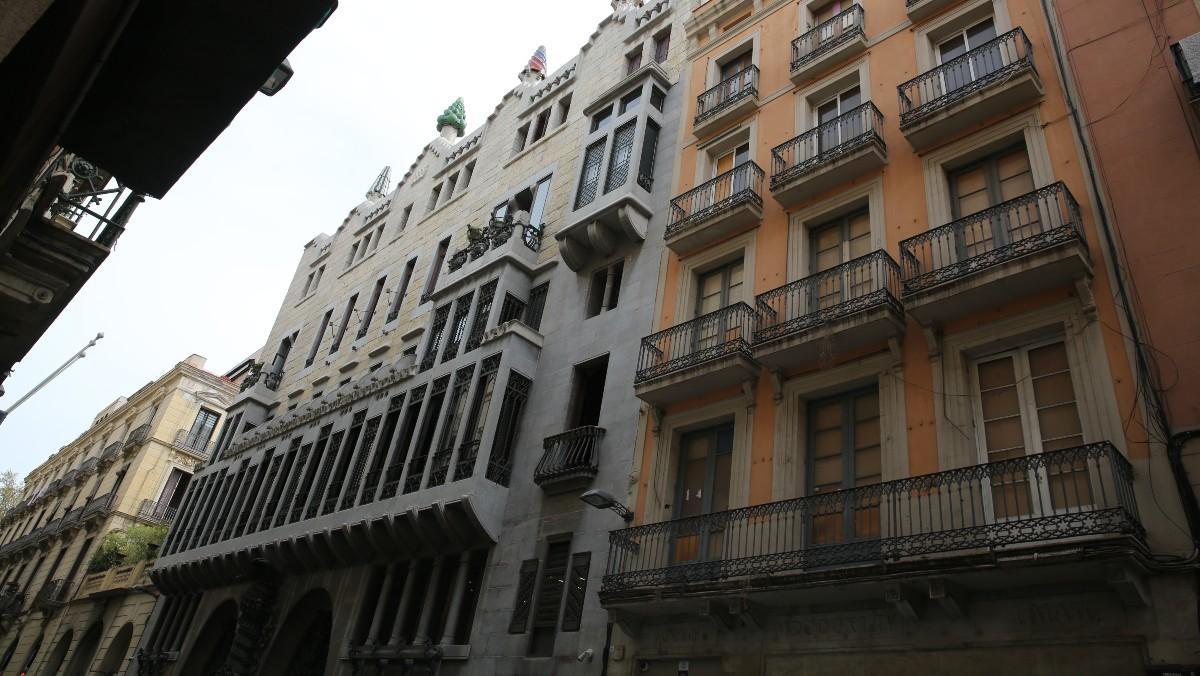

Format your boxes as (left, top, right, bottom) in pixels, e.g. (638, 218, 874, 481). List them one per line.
(639, 660, 651, 672)
(577, 648, 595, 663)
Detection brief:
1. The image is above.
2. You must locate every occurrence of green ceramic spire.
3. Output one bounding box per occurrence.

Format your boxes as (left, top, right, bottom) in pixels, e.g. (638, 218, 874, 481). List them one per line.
(436, 98, 466, 137)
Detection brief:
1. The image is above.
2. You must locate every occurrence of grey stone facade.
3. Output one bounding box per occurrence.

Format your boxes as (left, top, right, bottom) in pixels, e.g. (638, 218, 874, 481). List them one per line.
(136, 3, 692, 675)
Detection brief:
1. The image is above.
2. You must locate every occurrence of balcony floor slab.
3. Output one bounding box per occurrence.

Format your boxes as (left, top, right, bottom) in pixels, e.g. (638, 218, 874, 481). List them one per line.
(901, 67, 1043, 152)
(665, 197, 762, 255)
(635, 351, 759, 406)
(771, 141, 886, 209)
(754, 302, 905, 370)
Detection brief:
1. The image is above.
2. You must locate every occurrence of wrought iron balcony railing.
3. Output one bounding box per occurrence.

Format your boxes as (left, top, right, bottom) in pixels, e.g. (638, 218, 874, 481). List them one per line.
(78, 457, 99, 476)
(138, 499, 178, 525)
(602, 442, 1141, 594)
(126, 423, 151, 447)
(898, 27, 1035, 127)
(899, 182, 1084, 294)
(32, 578, 68, 610)
(60, 507, 84, 530)
(756, 250, 902, 342)
(0, 588, 25, 619)
(447, 217, 544, 272)
(172, 429, 214, 458)
(24, 149, 143, 246)
(534, 426, 606, 488)
(101, 441, 123, 461)
(635, 302, 759, 385)
(82, 492, 115, 520)
(771, 102, 884, 189)
(791, 4, 865, 72)
(666, 162, 764, 240)
(695, 65, 760, 125)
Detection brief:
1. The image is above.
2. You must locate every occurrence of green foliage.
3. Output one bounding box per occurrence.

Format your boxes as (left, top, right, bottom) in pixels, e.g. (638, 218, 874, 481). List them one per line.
(0, 471, 21, 513)
(86, 524, 167, 573)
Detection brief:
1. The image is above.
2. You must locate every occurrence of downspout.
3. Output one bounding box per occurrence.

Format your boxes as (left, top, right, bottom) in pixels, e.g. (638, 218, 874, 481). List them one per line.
(1037, 0, 1200, 545)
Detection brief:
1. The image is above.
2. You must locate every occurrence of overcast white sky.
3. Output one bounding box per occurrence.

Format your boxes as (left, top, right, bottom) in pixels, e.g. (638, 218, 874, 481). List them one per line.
(0, 2, 607, 481)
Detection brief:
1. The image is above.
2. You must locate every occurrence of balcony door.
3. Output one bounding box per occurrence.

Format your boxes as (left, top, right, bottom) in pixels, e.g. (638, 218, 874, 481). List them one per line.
(812, 1, 854, 42)
(711, 143, 750, 206)
(719, 51, 752, 99)
(693, 259, 745, 353)
(948, 144, 1036, 260)
(815, 86, 862, 154)
(809, 209, 872, 313)
(936, 18, 1001, 96)
(806, 389, 882, 558)
(972, 340, 1092, 522)
(672, 424, 734, 565)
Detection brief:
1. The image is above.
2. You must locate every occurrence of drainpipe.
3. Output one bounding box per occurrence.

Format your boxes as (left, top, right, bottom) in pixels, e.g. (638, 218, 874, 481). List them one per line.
(1037, 0, 1200, 546)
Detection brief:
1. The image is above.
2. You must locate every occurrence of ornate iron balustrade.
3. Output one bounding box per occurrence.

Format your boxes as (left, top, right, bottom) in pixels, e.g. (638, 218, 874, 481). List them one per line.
(898, 182, 1085, 294)
(635, 302, 759, 385)
(82, 492, 115, 520)
(602, 442, 1141, 593)
(26, 149, 143, 246)
(239, 361, 263, 391)
(32, 578, 67, 610)
(790, 4, 864, 72)
(60, 507, 83, 530)
(696, 65, 760, 125)
(60, 469, 80, 486)
(101, 441, 123, 461)
(447, 217, 544, 272)
(138, 499, 178, 525)
(534, 426, 606, 488)
(78, 457, 99, 476)
(667, 162, 764, 240)
(172, 428, 214, 458)
(898, 27, 1035, 126)
(126, 423, 151, 447)
(771, 102, 884, 189)
(756, 250, 902, 342)
(0, 586, 25, 620)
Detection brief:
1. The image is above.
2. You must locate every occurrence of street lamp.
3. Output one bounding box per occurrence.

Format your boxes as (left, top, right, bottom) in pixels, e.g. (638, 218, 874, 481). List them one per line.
(579, 489, 634, 522)
(0, 333, 102, 427)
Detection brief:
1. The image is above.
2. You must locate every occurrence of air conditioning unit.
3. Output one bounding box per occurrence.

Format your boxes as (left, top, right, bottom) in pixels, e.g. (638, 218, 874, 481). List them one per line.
(1171, 32, 1200, 116)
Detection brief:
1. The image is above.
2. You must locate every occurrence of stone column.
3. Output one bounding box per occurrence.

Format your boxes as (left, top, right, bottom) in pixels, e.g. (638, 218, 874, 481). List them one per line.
(411, 557, 445, 646)
(387, 560, 421, 646)
(438, 554, 474, 645)
(365, 565, 398, 644)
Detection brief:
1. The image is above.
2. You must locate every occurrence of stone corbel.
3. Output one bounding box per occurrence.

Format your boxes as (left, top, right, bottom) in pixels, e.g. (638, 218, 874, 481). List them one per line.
(1074, 276, 1097, 320)
(617, 203, 649, 242)
(701, 599, 736, 630)
(885, 583, 924, 620)
(559, 238, 588, 272)
(887, 336, 903, 367)
(587, 221, 616, 256)
(770, 370, 785, 403)
(729, 597, 764, 630)
(1105, 564, 1150, 608)
(650, 406, 665, 437)
(928, 577, 966, 617)
(922, 325, 942, 360)
(741, 380, 756, 413)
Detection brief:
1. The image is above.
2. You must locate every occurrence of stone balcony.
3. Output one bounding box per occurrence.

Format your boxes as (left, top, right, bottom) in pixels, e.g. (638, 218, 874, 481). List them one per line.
(898, 28, 1042, 151)
(664, 162, 764, 255)
(634, 302, 760, 406)
(770, 102, 886, 208)
(534, 426, 605, 495)
(905, 0, 961, 22)
(77, 560, 152, 599)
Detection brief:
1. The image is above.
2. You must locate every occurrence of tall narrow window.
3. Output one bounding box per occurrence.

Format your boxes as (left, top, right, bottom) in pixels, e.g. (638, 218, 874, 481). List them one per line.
(529, 177, 553, 228)
(653, 29, 671, 63)
(428, 184, 443, 211)
(807, 389, 881, 546)
(937, 18, 1000, 95)
(556, 95, 573, 126)
(403, 376, 450, 493)
(637, 120, 660, 190)
(185, 409, 220, 451)
(604, 120, 637, 193)
(329, 294, 358, 355)
(575, 139, 604, 208)
(423, 238, 451, 302)
(399, 204, 413, 231)
(528, 541, 570, 656)
(357, 277, 387, 340)
(514, 123, 531, 153)
(387, 259, 417, 323)
(673, 424, 734, 563)
(586, 261, 624, 317)
(444, 172, 459, 203)
(345, 243, 360, 269)
(420, 304, 453, 372)
(440, 291, 475, 363)
(569, 355, 608, 427)
(948, 145, 1035, 256)
(455, 355, 500, 480)
(625, 49, 643, 75)
(461, 162, 475, 190)
(531, 109, 552, 144)
(485, 372, 532, 486)
(307, 309, 334, 367)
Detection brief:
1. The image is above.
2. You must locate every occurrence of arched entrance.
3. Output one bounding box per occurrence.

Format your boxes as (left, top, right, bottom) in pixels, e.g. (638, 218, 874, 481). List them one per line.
(63, 621, 103, 676)
(40, 628, 73, 676)
(260, 589, 334, 676)
(179, 600, 237, 676)
(95, 622, 133, 675)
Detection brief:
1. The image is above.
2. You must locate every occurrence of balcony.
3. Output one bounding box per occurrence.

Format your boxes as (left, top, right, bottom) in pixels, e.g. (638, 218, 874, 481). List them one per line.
(77, 560, 152, 599)
(125, 423, 151, 448)
(138, 499, 178, 525)
(601, 442, 1142, 604)
(634, 303, 760, 405)
(0, 588, 25, 620)
(32, 578, 68, 611)
(82, 492, 115, 521)
(534, 426, 605, 495)
(906, 0, 961, 22)
(694, 65, 760, 136)
(78, 457, 99, 477)
(172, 428, 214, 461)
(754, 251, 905, 368)
(446, 217, 543, 275)
(100, 441, 123, 464)
(898, 28, 1042, 151)
(899, 182, 1090, 325)
(770, 102, 886, 208)
(790, 5, 866, 84)
(664, 162, 764, 254)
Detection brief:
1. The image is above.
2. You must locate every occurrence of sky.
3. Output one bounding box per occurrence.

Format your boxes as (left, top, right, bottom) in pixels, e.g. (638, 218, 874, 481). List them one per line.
(0, 1, 607, 481)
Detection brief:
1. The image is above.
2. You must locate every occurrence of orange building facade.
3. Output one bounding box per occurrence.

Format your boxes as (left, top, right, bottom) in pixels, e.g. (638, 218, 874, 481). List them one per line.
(598, 0, 1200, 674)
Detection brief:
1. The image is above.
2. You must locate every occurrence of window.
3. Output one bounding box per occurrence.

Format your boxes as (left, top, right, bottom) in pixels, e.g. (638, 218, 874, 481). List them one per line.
(529, 177, 552, 228)
(185, 409, 220, 452)
(809, 209, 871, 306)
(937, 18, 1000, 95)
(650, 86, 666, 111)
(719, 50, 752, 86)
(619, 88, 642, 114)
(306, 309, 333, 367)
(428, 184, 442, 211)
(528, 540, 570, 655)
(329, 294, 358, 354)
(638, 120, 660, 190)
(604, 120, 637, 193)
(531, 108, 552, 144)
(444, 172, 459, 203)
(423, 238, 451, 301)
(515, 122, 531, 153)
(948, 144, 1033, 219)
(569, 355, 609, 427)
(302, 271, 317, 297)
(625, 48, 643, 75)
(399, 204, 413, 231)
(556, 94, 573, 126)
(461, 161, 475, 191)
(696, 259, 744, 316)
(586, 261, 624, 317)
(372, 225, 384, 251)
(807, 389, 881, 545)
(345, 242, 359, 269)
(815, 85, 863, 152)
(590, 106, 613, 133)
(387, 258, 417, 322)
(357, 277, 387, 340)
(575, 139, 606, 209)
(653, 29, 671, 63)
(673, 424, 733, 563)
(973, 340, 1087, 518)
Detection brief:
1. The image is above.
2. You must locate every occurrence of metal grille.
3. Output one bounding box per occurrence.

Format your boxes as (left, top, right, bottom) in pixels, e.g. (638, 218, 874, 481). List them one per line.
(427, 366, 476, 488)
(498, 293, 527, 324)
(464, 280, 498, 353)
(790, 4, 864, 72)
(381, 385, 427, 499)
(403, 375, 451, 494)
(323, 412, 365, 515)
(601, 442, 1142, 594)
(695, 65, 760, 124)
(604, 120, 638, 194)
(440, 291, 475, 363)
(534, 426, 605, 488)
(771, 102, 885, 190)
(666, 162, 764, 240)
(420, 304, 453, 372)
(525, 283, 549, 330)
(359, 396, 405, 504)
(275, 442, 312, 527)
(455, 354, 503, 481)
(341, 415, 382, 510)
(486, 372, 532, 486)
(574, 139, 606, 210)
(635, 302, 759, 385)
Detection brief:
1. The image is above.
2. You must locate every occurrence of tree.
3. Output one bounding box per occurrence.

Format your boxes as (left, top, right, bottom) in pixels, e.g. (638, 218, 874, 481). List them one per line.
(87, 524, 168, 573)
(0, 471, 21, 513)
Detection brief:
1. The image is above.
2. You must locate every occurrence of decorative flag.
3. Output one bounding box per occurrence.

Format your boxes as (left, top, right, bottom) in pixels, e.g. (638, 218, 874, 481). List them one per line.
(528, 46, 548, 74)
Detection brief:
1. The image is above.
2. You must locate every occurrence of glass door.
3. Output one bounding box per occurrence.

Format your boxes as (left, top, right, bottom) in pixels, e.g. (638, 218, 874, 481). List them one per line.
(807, 390, 882, 558)
(672, 424, 734, 565)
(693, 259, 744, 354)
(937, 18, 1000, 96)
(720, 51, 752, 99)
(949, 144, 1035, 261)
(815, 86, 862, 155)
(712, 143, 750, 206)
(808, 210, 871, 314)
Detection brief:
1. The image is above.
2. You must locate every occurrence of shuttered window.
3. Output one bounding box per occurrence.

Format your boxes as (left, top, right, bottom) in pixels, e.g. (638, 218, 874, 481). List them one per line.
(508, 558, 540, 634)
(560, 552, 591, 632)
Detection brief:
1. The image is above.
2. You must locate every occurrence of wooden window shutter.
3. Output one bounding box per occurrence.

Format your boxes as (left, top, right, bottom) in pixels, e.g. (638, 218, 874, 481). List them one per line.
(560, 551, 591, 631)
(508, 558, 540, 634)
